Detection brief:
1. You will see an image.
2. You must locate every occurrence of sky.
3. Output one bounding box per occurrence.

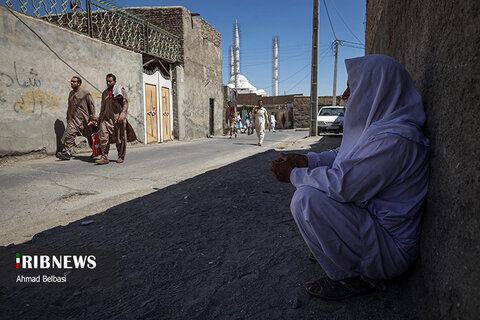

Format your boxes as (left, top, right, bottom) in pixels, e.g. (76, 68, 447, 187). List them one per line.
(112, 0, 367, 97)
(120, 0, 366, 96)
(14, 0, 365, 96)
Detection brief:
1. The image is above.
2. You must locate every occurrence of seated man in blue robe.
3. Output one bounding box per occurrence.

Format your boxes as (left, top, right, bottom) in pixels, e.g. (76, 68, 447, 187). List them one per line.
(270, 54, 430, 300)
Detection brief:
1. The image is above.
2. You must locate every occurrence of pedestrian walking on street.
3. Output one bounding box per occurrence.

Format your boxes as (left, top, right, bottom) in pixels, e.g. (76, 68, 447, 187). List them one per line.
(270, 54, 430, 301)
(96, 73, 135, 164)
(270, 113, 277, 132)
(57, 76, 97, 160)
(237, 114, 242, 133)
(245, 116, 252, 135)
(225, 100, 237, 139)
(253, 99, 269, 146)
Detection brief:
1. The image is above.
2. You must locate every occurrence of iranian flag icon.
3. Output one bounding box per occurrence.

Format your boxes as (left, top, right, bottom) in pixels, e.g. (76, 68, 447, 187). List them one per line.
(16, 253, 20, 269)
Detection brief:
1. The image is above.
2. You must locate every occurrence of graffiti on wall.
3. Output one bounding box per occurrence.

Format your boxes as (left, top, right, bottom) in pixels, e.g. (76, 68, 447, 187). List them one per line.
(0, 62, 60, 117)
(0, 71, 14, 103)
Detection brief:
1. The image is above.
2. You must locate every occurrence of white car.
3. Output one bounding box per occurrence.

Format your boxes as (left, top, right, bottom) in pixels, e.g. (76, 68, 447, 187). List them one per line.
(317, 106, 345, 134)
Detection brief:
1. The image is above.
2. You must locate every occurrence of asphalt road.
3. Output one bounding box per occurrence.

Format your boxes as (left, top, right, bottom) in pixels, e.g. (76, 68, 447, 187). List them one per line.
(0, 130, 310, 246)
(0, 132, 419, 320)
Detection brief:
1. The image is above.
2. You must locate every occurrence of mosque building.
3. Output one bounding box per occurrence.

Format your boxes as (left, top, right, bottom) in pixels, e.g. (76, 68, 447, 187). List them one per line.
(226, 21, 268, 96)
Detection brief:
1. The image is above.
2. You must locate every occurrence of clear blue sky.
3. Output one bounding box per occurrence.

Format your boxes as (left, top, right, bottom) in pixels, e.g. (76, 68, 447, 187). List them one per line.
(118, 0, 365, 96)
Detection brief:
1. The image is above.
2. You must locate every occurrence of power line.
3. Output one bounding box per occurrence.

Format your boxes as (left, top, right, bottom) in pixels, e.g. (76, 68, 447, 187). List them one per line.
(323, 0, 337, 39)
(284, 72, 310, 93)
(241, 57, 311, 68)
(224, 42, 333, 95)
(224, 43, 331, 59)
(6, 7, 102, 93)
(278, 63, 310, 83)
(255, 46, 332, 92)
(284, 48, 332, 93)
(340, 40, 365, 46)
(222, 42, 314, 53)
(222, 43, 333, 70)
(255, 63, 311, 91)
(327, 0, 364, 45)
(222, 43, 331, 57)
(340, 43, 365, 50)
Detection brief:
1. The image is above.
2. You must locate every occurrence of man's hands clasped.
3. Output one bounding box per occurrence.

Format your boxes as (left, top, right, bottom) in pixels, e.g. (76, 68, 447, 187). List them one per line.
(270, 153, 308, 183)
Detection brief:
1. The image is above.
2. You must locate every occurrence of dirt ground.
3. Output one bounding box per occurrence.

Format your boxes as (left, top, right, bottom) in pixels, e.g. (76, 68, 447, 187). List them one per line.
(0, 136, 420, 319)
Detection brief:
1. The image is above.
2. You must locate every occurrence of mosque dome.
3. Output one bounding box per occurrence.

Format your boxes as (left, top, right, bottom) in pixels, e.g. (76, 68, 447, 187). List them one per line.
(255, 89, 268, 96)
(227, 75, 268, 96)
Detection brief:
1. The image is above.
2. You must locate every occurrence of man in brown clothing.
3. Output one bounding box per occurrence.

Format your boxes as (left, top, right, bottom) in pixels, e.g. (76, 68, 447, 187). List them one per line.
(57, 76, 96, 160)
(225, 100, 237, 139)
(96, 73, 128, 164)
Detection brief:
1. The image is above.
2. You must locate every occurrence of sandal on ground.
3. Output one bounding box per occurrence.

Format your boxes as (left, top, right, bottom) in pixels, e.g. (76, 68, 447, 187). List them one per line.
(305, 276, 376, 300)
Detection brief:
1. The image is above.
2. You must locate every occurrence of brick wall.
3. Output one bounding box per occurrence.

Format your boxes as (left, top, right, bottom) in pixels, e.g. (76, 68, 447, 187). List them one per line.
(200, 18, 221, 48)
(128, 7, 222, 65)
(293, 96, 310, 128)
(127, 7, 187, 63)
(293, 96, 344, 129)
(237, 94, 302, 129)
(238, 93, 301, 106)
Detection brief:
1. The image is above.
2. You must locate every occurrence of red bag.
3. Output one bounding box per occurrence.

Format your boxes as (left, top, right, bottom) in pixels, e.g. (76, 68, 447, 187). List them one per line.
(91, 132, 101, 157)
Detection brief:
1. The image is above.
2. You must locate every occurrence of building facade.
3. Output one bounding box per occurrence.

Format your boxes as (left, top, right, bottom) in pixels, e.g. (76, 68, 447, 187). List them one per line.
(237, 92, 345, 130)
(0, 4, 224, 155)
(130, 7, 224, 140)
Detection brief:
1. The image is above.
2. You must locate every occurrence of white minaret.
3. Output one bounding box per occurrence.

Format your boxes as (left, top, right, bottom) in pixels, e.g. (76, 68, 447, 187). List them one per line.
(230, 46, 234, 78)
(273, 36, 279, 96)
(234, 20, 240, 90)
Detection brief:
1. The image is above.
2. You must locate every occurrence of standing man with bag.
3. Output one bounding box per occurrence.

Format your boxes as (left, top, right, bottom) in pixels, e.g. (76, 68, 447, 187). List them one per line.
(57, 76, 97, 160)
(96, 73, 132, 164)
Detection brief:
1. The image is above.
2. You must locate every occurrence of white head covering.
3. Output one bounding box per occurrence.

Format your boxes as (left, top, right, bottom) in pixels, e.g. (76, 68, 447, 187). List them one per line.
(112, 83, 123, 98)
(336, 54, 429, 163)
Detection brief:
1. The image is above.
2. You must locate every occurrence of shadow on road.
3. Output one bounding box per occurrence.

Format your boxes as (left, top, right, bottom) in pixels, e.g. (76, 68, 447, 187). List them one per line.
(71, 155, 97, 163)
(0, 136, 419, 319)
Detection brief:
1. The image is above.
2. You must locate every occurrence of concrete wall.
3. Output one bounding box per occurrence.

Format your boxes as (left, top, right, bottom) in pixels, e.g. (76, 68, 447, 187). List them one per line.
(366, 1, 480, 319)
(0, 6, 144, 156)
(179, 9, 224, 139)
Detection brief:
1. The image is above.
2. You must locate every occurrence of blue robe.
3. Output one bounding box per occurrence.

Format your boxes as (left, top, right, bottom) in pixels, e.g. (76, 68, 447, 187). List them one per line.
(290, 55, 430, 285)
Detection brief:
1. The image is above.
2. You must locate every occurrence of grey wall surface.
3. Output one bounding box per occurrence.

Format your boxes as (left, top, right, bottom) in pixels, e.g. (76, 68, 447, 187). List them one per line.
(366, 1, 480, 319)
(0, 6, 144, 156)
(178, 8, 224, 139)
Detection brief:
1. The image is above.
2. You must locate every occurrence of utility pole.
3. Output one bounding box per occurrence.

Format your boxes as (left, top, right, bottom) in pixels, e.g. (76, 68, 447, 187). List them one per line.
(310, 0, 319, 136)
(332, 39, 339, 106)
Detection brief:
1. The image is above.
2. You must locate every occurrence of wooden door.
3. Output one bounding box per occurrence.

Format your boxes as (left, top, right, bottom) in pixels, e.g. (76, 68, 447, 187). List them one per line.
(161, 87, 172, 141)
(145, 84, 158, 143)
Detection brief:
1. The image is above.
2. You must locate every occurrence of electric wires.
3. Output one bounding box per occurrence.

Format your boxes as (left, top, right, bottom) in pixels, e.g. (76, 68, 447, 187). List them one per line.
(327, 0, 364, 45)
